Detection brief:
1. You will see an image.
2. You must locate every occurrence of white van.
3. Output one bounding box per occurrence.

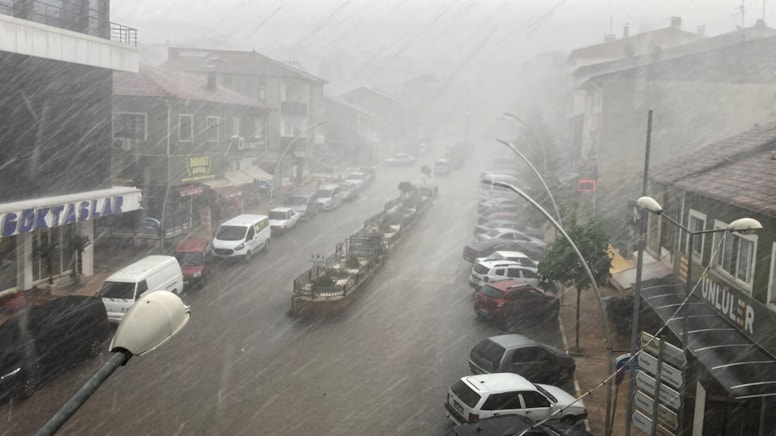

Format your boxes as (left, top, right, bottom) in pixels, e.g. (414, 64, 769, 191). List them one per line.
(97, 255, 183, 323)
(315, 184, 343, 211)
(210, 214, 271, 262)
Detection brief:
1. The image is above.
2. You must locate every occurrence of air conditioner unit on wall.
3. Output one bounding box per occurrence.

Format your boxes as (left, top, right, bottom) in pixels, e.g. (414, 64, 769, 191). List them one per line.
(113, 138, 131, 151)
(233, 136, 246, 151)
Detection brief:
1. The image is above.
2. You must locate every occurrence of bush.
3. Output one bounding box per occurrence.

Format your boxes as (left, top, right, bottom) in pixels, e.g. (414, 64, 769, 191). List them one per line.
(312, 275, 335, 292)
(345, 255, 360, 269)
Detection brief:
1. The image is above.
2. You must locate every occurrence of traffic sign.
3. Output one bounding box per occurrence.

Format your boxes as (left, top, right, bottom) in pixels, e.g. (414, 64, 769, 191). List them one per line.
(635, 391, 679, 431)
(640, 332, 686, 368)
(639, 352, 684, 389)
(310, 253, 327, 267)
(632, 410, 676, 436)
(636, 370, 682, 410)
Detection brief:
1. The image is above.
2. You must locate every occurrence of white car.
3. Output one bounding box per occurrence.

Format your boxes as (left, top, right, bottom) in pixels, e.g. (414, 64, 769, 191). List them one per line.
(268, 207, 300, 232)
(469, 259, 540, 289)
(444, 372, 587, 426)
(345, 172, 369, 190)
(478, 228, 546, 250)
(383, 152, 417, 166)
(475, 250, 538, 268)
(316, 183, 343, 210)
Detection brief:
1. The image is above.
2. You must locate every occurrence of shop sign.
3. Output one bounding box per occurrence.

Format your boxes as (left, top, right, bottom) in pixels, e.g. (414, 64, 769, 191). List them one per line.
(1, 194, 140, 237)
(636, 370, 681, 410)
(639, 352, 684, 389)
(635, 391, 679, 431)
(181, 155, 214, 182)
(639, 332, 686, 368)
(632, 410, 676, 436)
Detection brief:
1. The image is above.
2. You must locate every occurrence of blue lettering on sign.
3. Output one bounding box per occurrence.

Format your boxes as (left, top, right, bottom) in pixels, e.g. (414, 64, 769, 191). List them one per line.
(102, 199, 112, 216)
(19, 209, 35, 233)
(64, 204, 77, 225)
(35, 208, 50, 230)
(50, 205, 64, 227)
(113, 196, 123, 214)
(78, 201, 89, 221)
(2, 213, 17, 236)
(90, 200, 100, 219)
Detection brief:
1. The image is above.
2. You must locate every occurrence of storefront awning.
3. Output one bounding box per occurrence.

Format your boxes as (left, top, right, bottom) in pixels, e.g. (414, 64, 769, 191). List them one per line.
(610, 251, 672, 292)
(224, 170, 254, 186)
(201, 179, 243, 199)
(240, 165, 273, 182)
(176, 184, 204, 197)
(641, 277, 776, 399)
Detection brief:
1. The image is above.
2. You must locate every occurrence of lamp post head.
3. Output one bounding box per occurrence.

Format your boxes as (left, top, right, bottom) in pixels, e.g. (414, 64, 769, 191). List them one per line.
(636, 196, 662, 214)
(728, 217, 763, 234)
(110, 290, 191, 357)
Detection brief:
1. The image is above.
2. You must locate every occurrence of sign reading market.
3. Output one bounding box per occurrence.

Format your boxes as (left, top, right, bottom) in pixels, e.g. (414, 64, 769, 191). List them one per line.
(0, 187, 142, 237)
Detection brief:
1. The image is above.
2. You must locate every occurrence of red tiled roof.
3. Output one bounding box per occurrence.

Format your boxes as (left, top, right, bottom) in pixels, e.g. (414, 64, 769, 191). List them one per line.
(113, 64, 264, 108)
(651, 121, 776, 217)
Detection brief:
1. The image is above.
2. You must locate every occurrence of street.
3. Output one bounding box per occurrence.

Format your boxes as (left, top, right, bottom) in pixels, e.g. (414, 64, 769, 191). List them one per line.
(2, 149, 567, 436)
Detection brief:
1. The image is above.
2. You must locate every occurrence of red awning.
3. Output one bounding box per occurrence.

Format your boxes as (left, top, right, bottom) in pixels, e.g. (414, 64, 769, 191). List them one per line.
(176, 184, 204, 197)
(212, 186, 242, 199)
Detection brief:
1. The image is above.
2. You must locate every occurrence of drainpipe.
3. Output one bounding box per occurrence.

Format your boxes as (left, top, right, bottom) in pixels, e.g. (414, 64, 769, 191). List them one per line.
(160, 99, 172, 252)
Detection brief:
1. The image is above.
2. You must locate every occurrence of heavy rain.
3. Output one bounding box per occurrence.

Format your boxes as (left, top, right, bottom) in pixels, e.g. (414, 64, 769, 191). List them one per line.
(1, 1, 776, 435)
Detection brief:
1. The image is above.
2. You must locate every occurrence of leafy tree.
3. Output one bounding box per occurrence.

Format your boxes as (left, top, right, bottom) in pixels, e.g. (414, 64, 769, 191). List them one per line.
(67, 234, 91, 282)
(420, 165, 432, 178)
(398, 181, 415, 198)
(538, 207, 612, 351)
(33, 238, 59, 285)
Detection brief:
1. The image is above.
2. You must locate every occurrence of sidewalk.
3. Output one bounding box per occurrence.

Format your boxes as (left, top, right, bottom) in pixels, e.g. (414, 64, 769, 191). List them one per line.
(558, 284, 632, 435)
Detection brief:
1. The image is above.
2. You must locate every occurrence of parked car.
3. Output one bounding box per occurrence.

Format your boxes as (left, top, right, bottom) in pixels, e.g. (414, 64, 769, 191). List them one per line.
(469, 334, 576, 386)
(469, 259, 540, 289)
(268, 207, 300, 232)
(479, 203, 523, 218)
(316, 183, 343, 210)
(447, 414, 592, 436)
(477, 228, 546, 252)
(463, 238, 545, 263)
(383, 152, 417, 166)
(345, 171, 370, 189)
(209, 214, 271, 262)
(285, 192, 319, 221)
(359, 166, 377, 183)
(338, 181, 360, 202)
(478, 211, 523, 225)
(0, 296, 110, 400)
(433, 158, 451, 176)
(444, 372, 587, 425)
(479, 197, 520, 211)
(475, 250, 538, 268)
(474, 220, 542, 240)
(474, 279, 560, 326)
(174, 237, 209, 290)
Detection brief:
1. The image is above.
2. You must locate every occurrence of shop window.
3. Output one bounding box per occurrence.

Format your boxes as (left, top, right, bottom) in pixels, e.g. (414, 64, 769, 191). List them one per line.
(113, 113, 147, 140)
(179, 114, 193, 142)
(687, 210, 706, 261)
(713, 220, 756, 291)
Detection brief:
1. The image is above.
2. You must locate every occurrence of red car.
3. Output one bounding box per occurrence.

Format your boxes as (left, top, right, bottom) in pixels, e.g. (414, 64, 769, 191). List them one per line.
(474, 279, 560, 326)
(174, 237, 209, 290)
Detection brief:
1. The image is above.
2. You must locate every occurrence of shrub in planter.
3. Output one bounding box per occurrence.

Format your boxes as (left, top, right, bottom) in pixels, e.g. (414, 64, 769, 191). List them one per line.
(345, 255, 360, 269)
(312, 275, 335, 293)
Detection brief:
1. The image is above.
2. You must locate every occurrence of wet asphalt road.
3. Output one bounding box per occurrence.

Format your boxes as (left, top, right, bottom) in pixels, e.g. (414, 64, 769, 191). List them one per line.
(2, 148, 566, 435)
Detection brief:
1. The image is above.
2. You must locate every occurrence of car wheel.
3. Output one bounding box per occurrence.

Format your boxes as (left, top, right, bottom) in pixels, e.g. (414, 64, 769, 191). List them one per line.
(20, 372, 37, 399)
(88, 338, 102, 358)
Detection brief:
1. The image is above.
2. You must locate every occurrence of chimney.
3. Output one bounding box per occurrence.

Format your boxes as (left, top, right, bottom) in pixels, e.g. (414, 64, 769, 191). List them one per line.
(604, 33, 616, 42)
(697, 25, 706, 36)
(670, 16, 681, 29)
(206, 57, 217, 91)
(623, 23, 629, 38)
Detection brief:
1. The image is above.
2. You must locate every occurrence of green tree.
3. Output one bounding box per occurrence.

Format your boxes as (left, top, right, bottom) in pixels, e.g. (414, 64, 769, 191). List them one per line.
(67, 233, 91, 282)
(538, 207, 612, 351)
(32, 238, 59, 285)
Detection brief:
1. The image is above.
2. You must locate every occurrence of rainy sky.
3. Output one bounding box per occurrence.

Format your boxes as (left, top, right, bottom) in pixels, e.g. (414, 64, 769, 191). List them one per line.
(111, 0, 776, 119)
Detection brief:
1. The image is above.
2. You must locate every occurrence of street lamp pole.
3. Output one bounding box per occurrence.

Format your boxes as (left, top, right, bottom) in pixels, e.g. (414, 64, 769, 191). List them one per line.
(502, 112, 547, 174)
(483, 178, 614, 436)
(37, 291, 190, 436)
(495, 137, 561, 226)
(269, 120, 327, 203)
(633, 195, 762, 435)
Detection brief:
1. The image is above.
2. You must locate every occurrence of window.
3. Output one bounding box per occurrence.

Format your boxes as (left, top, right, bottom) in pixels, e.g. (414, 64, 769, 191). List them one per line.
(767, 243, 776, 310)
(713, 220, 757, 289)
(113, 113, 146, 140)
(232, 117, 240, 138)
(687, 210, 706, 260)
(253, 118, 263, 138)
(520, 391, 550, 408)
(206, 116, 220, 142)
(482, 393, 521, 411)
(179, 115, 193, 142)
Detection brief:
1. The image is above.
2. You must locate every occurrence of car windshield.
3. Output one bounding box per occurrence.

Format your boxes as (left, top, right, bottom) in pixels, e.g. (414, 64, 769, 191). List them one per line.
(317, 189, 334, 198)
(269, 211, 288, 220)
(480, 285, 505, 299)
(534, 384, 558, 404)
(451, 380, 481, 408)
(471, 340, 505, 366)
(175, 252, 204, 266)
(215, 225, 247, 241)
(96, 281, 135, 299)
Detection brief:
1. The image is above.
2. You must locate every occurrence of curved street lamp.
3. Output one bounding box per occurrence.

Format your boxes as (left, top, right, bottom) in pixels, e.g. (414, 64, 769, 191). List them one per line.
(495, 137, 562, 226)
(482, 178, 614, 436)
(37, 291, 191, 436)
(623, 195, 762, 436)
(502, 112, 547, 174)
(269, 120, 327, 203)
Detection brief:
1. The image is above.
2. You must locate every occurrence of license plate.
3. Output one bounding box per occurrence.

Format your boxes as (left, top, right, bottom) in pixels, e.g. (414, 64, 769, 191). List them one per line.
(453, 400, 463, 414)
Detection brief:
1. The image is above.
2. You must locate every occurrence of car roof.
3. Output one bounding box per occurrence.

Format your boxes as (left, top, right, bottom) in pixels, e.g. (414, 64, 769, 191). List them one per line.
(487, 333, 539, 349)
(478, 259, 533, 269)
(487, 279, 538, 291)
(462, 373, 534, 394)
(221, 214, 268, 226)
(269, 207, 293, 213)
(317, 183, 339, 190)
(347, 171, 366, 177)
(492, 250, 530, 258)
(175, 237, 209, 251)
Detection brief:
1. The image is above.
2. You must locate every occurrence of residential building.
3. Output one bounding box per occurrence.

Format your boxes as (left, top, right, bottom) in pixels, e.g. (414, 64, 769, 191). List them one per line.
(323, 96, 377, 166)
(159, 48, 327, 192)
(634, 121, 776, 435)
(0, 0, 141, 293)
(112, 64, 270, 243)
(340, 86, 407, 157)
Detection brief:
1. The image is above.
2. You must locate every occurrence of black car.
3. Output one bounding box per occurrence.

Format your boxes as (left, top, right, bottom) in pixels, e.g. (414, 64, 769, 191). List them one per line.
(447, 414, 593, 436)
(285, 192, 320, 221)
(469, 334, 576, 386)
(0, 296, 111, 400)
(463, 238, 545, 263)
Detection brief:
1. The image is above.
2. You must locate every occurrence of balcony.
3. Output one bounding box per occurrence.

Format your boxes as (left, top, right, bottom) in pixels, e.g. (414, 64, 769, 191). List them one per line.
(281, 101, 308, 117)
(0, 6, 138, 72)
